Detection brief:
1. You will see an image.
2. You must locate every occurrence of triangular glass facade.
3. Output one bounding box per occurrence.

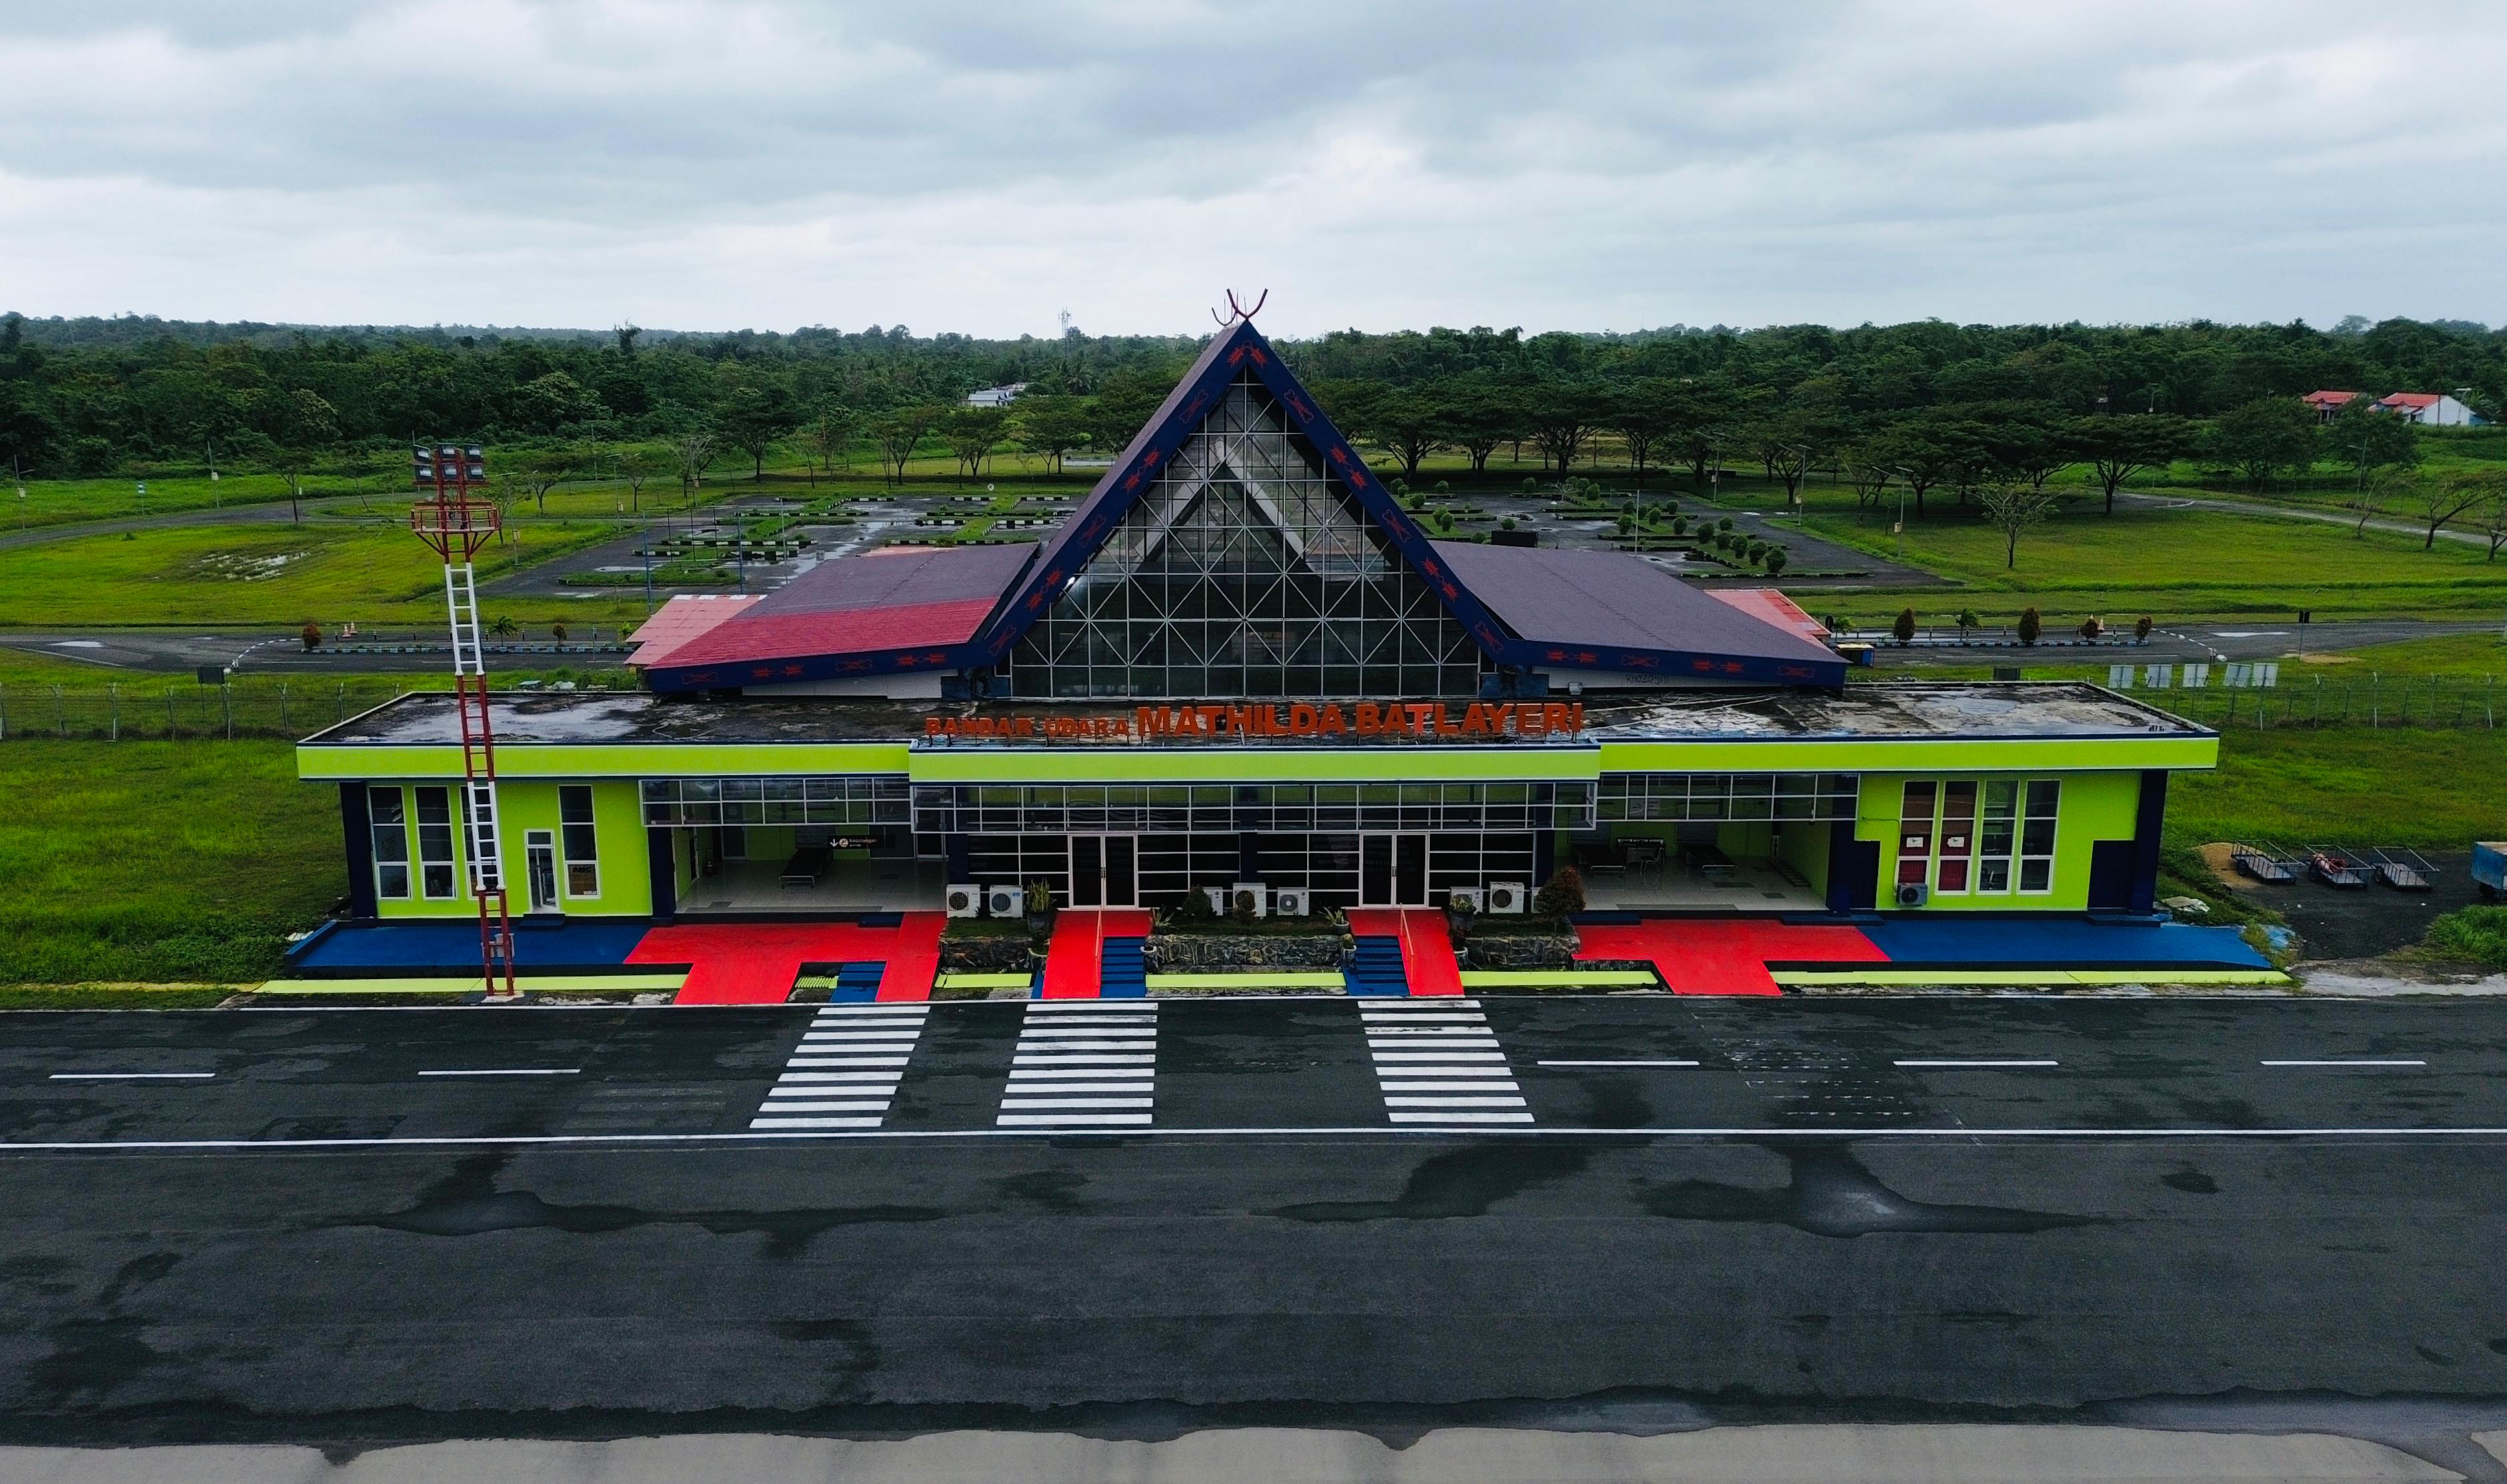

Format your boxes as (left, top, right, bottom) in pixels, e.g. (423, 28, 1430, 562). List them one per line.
(1008, 369, 1484, 698)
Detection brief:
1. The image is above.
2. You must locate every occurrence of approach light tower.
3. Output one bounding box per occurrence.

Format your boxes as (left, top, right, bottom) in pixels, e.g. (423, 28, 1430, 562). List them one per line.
(410, 444, 517, 996)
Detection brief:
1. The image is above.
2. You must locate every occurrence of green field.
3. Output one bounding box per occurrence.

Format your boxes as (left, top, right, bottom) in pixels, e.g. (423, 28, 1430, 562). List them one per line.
(0, 519, 644, 628)
(2165, 729, 2507, 848)
(0, 741, 341, 984)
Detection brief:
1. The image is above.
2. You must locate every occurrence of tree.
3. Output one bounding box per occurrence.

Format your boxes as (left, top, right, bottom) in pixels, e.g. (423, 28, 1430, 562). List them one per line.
(2416, 469, 2496, 550)
(714, 381, 797, 480)
(942, 405, 1010, 481)
(872, 406, 945, 486)
(673, 430, 717, 499)
(1968, 402, 2071, 491)
(1010, 394, 1090, 474)
(1524, 382, 1605, 476)
(513, 447, 574, 513)
(2075, 414, 2195, 516)
(1892, 607, 1917, 645)
(2017, 606, 2043, 645)
(267, 388, 337, 524)
(1608, 380, 1685, 490)
(1431, 375, 1525, 474)
(1977, 479, 2065, 569)
(1359, 388, 1444, 484)
(798, 404, 861, 485)
(2326, 396, 2419, 494)
(616, 446, 666, 512)
(1841, 442, 1895, 510)
(2208, 397, 2318, 490)
(507, 371, 603, 436)
(1864, 418, 1959, 517)
(2477, 476, 2507, 561)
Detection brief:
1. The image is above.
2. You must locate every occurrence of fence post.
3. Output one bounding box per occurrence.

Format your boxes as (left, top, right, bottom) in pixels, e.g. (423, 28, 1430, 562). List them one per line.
(166, 687, 178, 738)
(279, 683, 289, 730)
(53, 686, 65, 738)
(222, 684, 233, 741)
(2371, 673, 2380, 728)
(0, 682, 7, 741)
(336, 682, 346, 723)
(108, 684, 119, 742)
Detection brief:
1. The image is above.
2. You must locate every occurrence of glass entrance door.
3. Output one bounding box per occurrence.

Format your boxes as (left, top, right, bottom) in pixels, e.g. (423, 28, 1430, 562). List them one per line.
(1359, 832, 1429, 907)
(524, 830, 560, 912)
(1070, 834, 1137, 908)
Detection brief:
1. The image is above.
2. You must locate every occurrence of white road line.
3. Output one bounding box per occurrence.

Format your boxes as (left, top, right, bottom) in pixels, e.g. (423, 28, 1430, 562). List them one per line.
(1537, 1059, 1701, 1068)
(1381, 1081, 1525, 1092)
(2262, 1058, 2428, 1067)
(752, 1004, 930, 1131)
(1359, 1002, 1532, 1129)
(48, 1072, 215, 1081)
(1894, 1059, 2060, 1068)
(999, 1004, 1158, 1129)
(1369, 1050, 1507, 1062)
(34, 1125, 2507, 1150)
(415, 1068, 580, 1077)
(1386, 1096, 1530, 1108)
(1389, 1111, 1534, 1125)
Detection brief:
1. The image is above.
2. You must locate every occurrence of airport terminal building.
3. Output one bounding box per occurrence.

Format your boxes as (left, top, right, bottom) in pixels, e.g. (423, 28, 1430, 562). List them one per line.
(297, 319, 2216, 926)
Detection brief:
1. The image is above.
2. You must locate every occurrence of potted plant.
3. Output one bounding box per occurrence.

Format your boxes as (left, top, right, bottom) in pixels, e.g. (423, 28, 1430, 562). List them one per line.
(1023, 879, 1056, 940)
(1445, 890, 1478, 946)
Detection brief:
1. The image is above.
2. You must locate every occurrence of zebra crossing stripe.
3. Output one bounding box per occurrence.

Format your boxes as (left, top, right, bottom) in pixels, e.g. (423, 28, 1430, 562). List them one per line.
(750, 1004, 931, 1131)
(998, 1001, 1158, 1129)
(1359, 1001, 1531, 1127)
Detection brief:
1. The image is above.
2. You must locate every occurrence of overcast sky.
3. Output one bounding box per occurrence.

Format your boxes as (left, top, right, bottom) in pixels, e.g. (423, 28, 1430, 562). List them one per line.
(1, 1, 2500, 338)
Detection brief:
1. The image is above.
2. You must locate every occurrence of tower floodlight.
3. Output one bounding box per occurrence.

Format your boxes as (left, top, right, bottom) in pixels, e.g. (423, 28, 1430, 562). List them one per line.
(410, 442, 517, 996)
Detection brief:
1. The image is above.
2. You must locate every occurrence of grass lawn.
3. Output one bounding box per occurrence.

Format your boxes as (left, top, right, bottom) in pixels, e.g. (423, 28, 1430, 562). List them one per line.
(0, 740, 343, 982)
(1799, 495, 2507, 623)
(5, 470, 401, 530)
(2165, 728, 2507, 848)
(0, 520, 640, 628)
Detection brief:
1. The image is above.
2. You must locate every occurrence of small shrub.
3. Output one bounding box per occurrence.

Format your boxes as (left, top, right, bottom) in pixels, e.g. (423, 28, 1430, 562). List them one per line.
(2426, 906, 2507, 970)
(1533, 867, 1585, 922)
(2018, 606, 2043, 645)
(551, 622, 570, 641)
(1521, 477, 1539, 494)
(1892, 607, 1919, 644)
(2136, 615, 2156, 642)
(299, 622, 322, 651)
(1501, 516, 1517, 530)
(2078, 616, 2103, 639)
(1956, 608, 1983, 630)
(1718, 516, 1735, 532)
(1763, 547, 1787, 575)
(1435, 480, 1450, 493)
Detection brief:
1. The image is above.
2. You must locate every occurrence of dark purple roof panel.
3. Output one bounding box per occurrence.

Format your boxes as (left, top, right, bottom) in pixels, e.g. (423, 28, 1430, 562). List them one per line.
(748, 543, 1035, 618)
(1431, 541, 1845, 684)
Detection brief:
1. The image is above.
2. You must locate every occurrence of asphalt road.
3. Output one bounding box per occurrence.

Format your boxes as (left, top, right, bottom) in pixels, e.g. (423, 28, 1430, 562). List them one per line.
(7, 995, 2507, 1471)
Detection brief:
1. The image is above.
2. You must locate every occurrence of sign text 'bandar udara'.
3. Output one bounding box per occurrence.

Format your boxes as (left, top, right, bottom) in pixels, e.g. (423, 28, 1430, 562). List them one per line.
(921, 700, 1589, 743)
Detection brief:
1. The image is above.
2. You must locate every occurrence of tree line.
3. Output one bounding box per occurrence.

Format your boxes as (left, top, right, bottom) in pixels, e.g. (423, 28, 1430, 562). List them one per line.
(0, 311, 2499, 526)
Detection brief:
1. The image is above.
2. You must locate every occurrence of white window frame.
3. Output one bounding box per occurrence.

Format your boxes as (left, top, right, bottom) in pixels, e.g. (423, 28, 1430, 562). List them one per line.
(369, 786, 411, 900)
(558, 784, 600, 900)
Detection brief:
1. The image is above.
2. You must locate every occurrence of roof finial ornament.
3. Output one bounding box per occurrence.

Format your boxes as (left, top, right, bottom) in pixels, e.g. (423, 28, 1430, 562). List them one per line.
(1211, 288, 1269, 327)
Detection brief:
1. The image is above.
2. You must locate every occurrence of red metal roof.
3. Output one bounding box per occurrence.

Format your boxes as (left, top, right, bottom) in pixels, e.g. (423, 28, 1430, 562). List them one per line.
(624, 594, 764, 668)
(1707, 587, 1831, 644)
(2379, 392, 2443, 408)
(2302, 390, 2362, 406)
(637, 544, 1033, 676)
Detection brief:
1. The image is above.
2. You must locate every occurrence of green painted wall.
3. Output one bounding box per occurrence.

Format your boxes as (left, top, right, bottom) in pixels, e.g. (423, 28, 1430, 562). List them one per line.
(1853, 770, 2144, 912)
(370, 778, 650, 920)
(1776, 819, 1832, 893)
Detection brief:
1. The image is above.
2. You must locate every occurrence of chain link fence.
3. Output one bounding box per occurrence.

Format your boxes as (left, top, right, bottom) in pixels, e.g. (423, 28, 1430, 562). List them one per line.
(2118, 675, 2501, 730)
(0, 678, 422, 741)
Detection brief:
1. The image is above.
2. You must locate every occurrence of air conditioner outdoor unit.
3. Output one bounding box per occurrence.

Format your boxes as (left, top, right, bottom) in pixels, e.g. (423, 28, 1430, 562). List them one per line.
(1486, 880, 1527, 915)
(1230, 882, 1268, 918)
(1894, 881, 1929, 908)
(1203, 885, 1230, 915)
(944, 884, 982, 918)
(1273, 886, 1312, 918)
(1447, 887, 1485, 912)
(986, 884, 1026, 918)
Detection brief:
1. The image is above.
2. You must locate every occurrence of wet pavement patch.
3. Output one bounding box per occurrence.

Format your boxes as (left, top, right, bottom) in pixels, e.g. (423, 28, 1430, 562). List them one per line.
(1635, 1143, 2100, 1238)
(1270, 1145, 1597, 1222)
(353, 1153, 944, 1257)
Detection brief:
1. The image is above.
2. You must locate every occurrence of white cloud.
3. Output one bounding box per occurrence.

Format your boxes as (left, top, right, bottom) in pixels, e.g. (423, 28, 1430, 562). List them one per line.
(0, 0, 2500, 335)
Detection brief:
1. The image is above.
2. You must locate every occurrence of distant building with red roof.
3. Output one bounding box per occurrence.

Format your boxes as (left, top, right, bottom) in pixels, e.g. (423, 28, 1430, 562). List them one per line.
(2374, 392, 2484, 427)
(2300, 390, 2364, 422)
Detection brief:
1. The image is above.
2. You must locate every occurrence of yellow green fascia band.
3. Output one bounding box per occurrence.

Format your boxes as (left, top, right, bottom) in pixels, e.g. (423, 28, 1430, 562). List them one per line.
(934, 972, 1036, 990)
(250, 973, 689, 994)
(1144, 972, 1347, 990)
(1459, 970, 1661, 988)
(1774, 968, 2292, 986)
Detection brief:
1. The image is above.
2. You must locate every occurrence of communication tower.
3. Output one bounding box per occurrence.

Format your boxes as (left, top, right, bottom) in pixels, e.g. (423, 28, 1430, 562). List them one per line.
(409, 444, 517, 996)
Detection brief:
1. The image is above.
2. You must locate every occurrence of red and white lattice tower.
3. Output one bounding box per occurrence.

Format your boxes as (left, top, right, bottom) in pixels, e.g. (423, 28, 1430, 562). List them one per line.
(410, 444, 516, 996)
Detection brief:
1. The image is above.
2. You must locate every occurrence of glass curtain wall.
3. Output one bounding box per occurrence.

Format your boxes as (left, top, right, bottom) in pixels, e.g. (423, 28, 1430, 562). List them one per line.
(1009, 368, 1483, 698)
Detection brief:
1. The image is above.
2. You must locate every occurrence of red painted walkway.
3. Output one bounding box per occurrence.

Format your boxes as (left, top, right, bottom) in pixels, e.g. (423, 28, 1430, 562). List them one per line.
(1347, 908, 1464, 996)
(631, 914, 948, 1004)
(1574, 919, 1888, 996)
(1041, 910, 1156, 998)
